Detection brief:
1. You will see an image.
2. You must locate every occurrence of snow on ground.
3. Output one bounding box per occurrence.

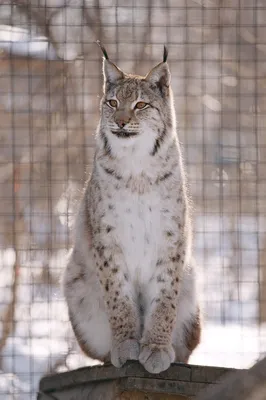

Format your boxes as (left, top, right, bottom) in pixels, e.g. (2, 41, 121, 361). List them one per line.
(190, 323, 266, 369)
(0, 372, 29, 400)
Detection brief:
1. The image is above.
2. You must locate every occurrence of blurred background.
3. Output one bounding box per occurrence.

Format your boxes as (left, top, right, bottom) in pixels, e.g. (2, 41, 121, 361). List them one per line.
(1, 0, 266, 398)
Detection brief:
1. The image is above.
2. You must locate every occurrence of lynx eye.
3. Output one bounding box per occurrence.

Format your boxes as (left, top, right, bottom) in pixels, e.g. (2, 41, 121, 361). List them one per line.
(107, 99, 118, 108)
(135, 101, 148, 110)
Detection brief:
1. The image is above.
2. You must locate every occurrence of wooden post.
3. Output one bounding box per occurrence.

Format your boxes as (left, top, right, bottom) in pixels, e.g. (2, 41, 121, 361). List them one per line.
(37, 361, 234, 399)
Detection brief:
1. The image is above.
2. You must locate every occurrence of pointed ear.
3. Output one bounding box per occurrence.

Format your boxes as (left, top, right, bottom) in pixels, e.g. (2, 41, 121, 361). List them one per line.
(145, 62, 171, 96)
(103, 58, 124, 88)
(96, 41, 124, 89)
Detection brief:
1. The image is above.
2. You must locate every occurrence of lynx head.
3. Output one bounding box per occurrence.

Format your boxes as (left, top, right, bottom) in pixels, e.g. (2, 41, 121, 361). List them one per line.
(97, 42, 176, 156)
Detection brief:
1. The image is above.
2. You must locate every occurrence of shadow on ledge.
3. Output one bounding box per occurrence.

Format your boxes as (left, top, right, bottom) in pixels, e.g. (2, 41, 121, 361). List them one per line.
(37, 361, 234, 399)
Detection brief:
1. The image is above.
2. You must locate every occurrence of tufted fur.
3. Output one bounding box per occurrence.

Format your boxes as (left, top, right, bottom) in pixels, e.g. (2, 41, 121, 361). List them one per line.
(63, 47, 201, 374)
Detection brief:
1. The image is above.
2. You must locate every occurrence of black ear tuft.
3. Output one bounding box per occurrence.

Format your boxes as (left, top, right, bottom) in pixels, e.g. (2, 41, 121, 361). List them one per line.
(96, 40, 109, 60)
(163, 45, 168, 63)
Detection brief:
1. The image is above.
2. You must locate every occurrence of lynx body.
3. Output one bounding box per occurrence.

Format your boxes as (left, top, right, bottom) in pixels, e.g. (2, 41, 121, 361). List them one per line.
(63, 46, 201, 374)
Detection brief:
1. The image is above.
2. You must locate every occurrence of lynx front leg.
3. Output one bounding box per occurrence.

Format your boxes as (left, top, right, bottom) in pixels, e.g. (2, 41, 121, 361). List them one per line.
(140, 255, 184, 373)
(93, 244, 141, 368)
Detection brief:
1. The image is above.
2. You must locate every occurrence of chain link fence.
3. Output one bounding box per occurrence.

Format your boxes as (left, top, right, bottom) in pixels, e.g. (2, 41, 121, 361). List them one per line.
(1, 0, 266, 398)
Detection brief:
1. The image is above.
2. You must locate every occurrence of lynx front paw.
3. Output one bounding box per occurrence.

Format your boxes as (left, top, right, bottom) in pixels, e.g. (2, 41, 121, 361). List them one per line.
(139, 343, 175, 374)
(111, 338, 140, 368)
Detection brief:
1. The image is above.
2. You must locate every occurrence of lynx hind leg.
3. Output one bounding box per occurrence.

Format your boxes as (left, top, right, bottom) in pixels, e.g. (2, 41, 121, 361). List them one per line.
(183, 306, 201, 361)
(63, 250, 112, 362)
(172, 265, 201, 363)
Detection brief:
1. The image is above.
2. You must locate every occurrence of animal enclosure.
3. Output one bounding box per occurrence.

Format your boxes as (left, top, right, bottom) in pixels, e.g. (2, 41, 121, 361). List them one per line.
(1, 0, 266, 398)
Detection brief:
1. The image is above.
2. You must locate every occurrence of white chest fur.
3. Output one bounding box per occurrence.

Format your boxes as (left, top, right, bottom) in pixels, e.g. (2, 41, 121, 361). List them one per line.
(117, 189, 160, 284)
(101, 183, 180, 286)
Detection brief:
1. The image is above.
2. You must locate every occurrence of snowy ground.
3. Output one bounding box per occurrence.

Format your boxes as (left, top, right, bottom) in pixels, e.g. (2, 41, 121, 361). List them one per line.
(191, 323, 266, 369)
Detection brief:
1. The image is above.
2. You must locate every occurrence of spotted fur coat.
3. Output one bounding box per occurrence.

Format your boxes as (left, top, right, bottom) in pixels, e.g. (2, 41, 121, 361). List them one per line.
(63, 45, 201, 374)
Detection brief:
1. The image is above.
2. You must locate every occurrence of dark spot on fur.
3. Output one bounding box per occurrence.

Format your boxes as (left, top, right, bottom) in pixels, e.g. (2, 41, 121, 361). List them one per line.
(157, 275, 165, 283)
(157, 171, 173, 183)
(124, 273, 129, 281)
(112, 268, 118, 274)
(96, 245, 105, 257)
(102, 166, 122, 180)
(115, 291, 119, 296)
(104, 261, 109, 268)
(79, 297, 84, 305)
(156, 259, 163, 266)
(71, 272, 85, 283)
(171, 303, 176, 309)
(167, 268, 173, 275)
(166, 295, 172, 300)
(176, 277, 179, 282)
(166, 231, 173, 237)
(101, 131, 112, 156)
(113, 305, 116, 310)
(106, 225, 113, 233)
(108, 204, 114, 210)
(149, 206, 152, 212)
(99, 266, 103, 271)
(105, 283, 109, 291)
(126, 208, 131, 213)
(114, 297, 117, 302)
(165, 316, 169, 322)
(171, 254, 180, 263)
(151, 138, 161, 156)
(174, 289, 178, 295)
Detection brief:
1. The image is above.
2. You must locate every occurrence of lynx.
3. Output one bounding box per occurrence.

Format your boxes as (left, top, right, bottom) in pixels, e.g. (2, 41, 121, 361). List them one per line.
(63, 44, 201, 374)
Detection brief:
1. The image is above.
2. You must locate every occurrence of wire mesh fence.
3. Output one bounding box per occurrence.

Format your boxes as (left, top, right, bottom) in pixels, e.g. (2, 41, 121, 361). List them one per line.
(1, 0, 266, 398)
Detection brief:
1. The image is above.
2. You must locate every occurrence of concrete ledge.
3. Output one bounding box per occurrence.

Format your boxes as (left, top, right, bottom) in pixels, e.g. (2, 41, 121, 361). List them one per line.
(37, 361, 235, 399)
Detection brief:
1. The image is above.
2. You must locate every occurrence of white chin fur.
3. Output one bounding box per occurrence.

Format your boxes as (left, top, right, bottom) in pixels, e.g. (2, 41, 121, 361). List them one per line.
(106, 126, 158, 156)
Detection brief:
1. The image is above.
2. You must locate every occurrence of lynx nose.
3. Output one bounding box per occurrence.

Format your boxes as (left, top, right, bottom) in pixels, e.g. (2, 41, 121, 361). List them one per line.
(114, 113, 131, 129)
